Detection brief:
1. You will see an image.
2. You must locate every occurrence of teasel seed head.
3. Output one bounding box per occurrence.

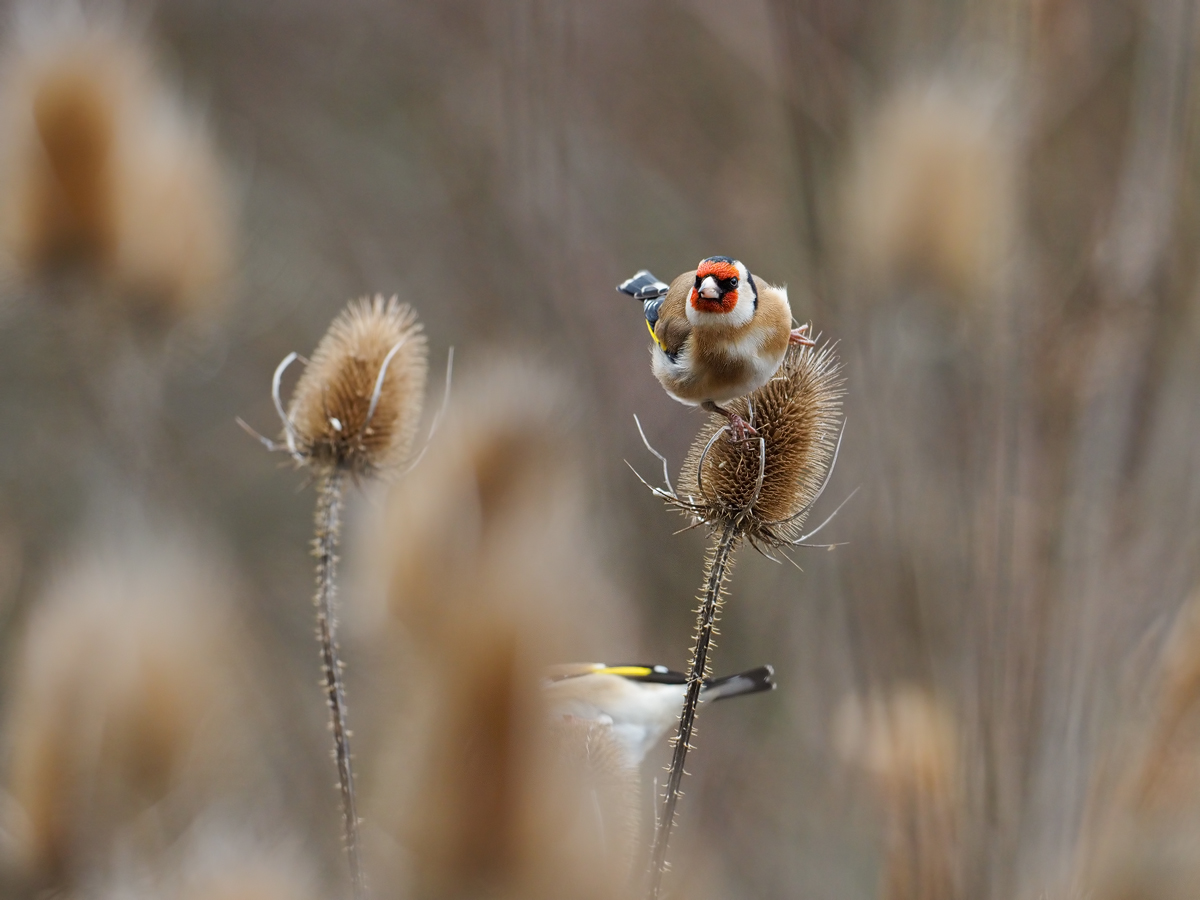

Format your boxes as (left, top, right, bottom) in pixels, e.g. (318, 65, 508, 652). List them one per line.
(2, 534, 248, 885)
(675, 341, 845, 548)
(380, 359, 625, 900)
(0, 8, 234, 321)
(284, 295, 428, 477)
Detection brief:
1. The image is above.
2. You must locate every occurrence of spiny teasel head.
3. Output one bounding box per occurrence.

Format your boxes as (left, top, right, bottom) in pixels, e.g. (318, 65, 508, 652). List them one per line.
(674, 341, 845, 548)
(0, 6, 233, 321)
(283, 295, 428, 476)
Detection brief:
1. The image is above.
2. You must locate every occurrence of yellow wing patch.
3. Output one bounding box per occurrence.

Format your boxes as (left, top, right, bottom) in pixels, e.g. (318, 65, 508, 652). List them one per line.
(595, 665, 653, 678)
(647, 319, 668, 353)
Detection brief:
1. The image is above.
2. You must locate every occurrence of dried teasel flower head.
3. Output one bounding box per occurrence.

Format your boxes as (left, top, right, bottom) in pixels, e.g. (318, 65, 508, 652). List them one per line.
(845, 79, 1016, 301)
(674, 342, 845, 548)
(0, 5, 233, 321)
(2, 533, 249, 885)
(834, 687, 959, 799)
(379, 359, 626, 900)
(282, 295, 428, 476)
(834, 687, 961, 900)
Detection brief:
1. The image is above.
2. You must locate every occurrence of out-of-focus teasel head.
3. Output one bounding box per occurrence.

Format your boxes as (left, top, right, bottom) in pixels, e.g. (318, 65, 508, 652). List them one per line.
(844, 79, 1016, 302)
(834, 687, 959, 801)
(0, 3, 233, 322)
(274, 295, 428, 478)
(834, 687, 961, 900)
(667, 341, 846, 552)
(1, 535, 249, 888)
(381, 360, 624, 900)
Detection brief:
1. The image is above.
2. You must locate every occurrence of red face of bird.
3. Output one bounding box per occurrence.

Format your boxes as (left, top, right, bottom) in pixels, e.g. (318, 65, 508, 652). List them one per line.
(687, 257, 755, 329)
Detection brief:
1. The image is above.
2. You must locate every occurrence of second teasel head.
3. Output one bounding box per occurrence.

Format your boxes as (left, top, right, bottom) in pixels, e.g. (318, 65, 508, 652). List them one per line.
(676, 341, 845, 547)
(284, 295, 428, 476)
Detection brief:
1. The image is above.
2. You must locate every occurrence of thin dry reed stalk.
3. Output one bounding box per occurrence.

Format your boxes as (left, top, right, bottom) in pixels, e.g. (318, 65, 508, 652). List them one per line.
(646, 522, 736, 900)
(312, 468, 360, 896)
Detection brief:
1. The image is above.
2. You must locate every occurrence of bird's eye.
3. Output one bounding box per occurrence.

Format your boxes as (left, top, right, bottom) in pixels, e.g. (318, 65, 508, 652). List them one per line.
(728, 276, 738, 288)
(694, 276, 702, 289)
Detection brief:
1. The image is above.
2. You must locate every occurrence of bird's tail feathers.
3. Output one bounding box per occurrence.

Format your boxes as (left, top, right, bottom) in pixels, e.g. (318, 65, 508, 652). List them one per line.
(616, 270, 669, 302)
(702, 665, 776, 702)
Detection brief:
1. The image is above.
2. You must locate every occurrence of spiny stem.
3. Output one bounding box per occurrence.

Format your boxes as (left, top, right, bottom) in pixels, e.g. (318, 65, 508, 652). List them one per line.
(647, 522, 738, 900)
(314, 469, 366, 900)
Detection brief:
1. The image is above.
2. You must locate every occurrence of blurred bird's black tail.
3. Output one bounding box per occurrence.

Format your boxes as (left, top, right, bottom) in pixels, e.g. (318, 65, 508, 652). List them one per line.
(702, 665, 776, 702)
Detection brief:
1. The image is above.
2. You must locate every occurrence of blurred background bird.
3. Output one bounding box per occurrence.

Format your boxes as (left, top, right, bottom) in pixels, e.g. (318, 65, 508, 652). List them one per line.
(618, 258, 812, 440)
(544, 662, 776, 766)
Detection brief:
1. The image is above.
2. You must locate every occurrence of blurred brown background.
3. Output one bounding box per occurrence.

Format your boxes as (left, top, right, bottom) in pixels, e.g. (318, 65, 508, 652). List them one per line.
(1, 0, 1199, 898)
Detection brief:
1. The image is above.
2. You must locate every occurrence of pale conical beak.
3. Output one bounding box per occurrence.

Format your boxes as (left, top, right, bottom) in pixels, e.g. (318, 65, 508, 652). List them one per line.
(698, 275, 720, 300)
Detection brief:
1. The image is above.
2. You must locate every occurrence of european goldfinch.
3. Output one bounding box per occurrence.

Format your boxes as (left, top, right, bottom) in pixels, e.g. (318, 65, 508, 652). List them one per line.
(544, 663, 776, 766)
(618, 258, 814, 440)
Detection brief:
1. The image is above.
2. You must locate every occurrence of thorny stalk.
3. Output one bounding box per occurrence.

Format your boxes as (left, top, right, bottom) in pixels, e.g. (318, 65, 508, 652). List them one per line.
(648, 522, 739, 900)
(313, 469, 366, 900)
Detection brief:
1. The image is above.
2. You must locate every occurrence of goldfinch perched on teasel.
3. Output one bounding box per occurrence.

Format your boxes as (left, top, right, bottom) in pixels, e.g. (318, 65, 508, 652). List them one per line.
(544, 663, 776, 766)
(618, 258, 814, 440)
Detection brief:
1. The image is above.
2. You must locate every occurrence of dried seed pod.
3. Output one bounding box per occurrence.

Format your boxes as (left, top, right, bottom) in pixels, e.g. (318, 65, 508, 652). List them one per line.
(676, 341, 845, 547)
(285, 295, 428, 476)
(380, 359, 625, 900)
(2, 535, 248, 885)
(0, 9, 233, 320)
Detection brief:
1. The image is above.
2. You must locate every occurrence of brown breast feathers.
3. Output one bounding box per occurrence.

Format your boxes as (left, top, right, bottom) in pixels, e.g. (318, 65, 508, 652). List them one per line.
(653, 271, 694, 360)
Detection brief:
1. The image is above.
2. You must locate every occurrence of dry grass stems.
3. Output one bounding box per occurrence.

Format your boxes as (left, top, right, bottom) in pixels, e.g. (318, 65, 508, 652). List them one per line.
(632, 341, 845, 899)
(382, 360, 625, 900)
(844, 81, 1015, 302)
(244, 295, 428, 900)
(834, 688, 962, 900)
(1129, 592, 1200, 813)
(0, 4, 233, 322)
(1, 537, 248, 890)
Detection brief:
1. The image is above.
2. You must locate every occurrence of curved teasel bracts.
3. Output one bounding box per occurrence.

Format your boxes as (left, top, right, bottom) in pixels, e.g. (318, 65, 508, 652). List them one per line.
(660, 340, 847, 551)
(242, 296, 433, 900)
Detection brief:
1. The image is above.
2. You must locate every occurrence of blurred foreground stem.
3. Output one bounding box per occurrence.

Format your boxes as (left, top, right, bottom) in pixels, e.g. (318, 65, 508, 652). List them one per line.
(313, 469, 366, 899)
(648, 522, 738, 900)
